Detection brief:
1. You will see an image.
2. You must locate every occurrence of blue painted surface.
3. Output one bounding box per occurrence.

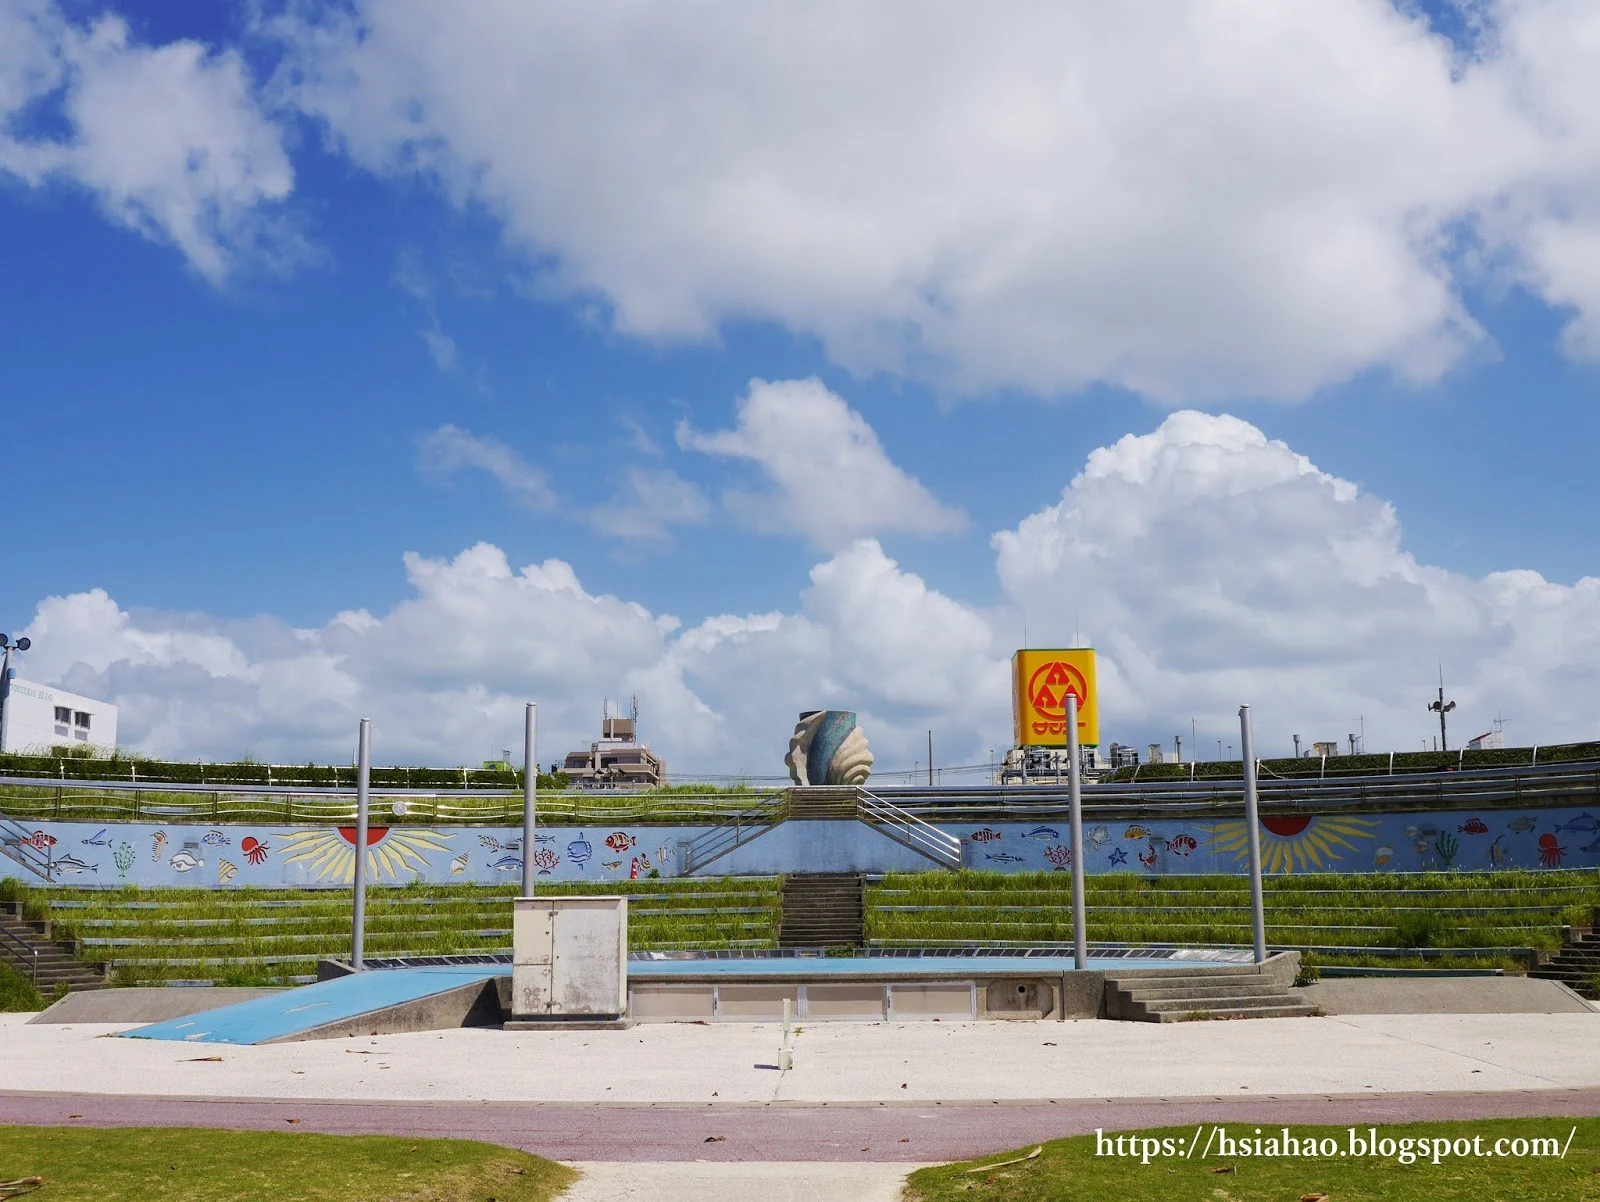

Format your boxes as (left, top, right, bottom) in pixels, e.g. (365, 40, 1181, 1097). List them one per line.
(121, 966, 509, 1045)
(5, 804, 1598, 886)
(628, 955, 1194, 977)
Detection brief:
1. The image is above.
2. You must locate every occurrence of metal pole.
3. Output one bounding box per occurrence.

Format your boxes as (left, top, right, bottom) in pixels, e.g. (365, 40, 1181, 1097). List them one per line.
(1066, 694, 1087, 971)
(352, 718, 370, 971)
(522, 703, 537, 896)
(1239, 705, 1266, 964)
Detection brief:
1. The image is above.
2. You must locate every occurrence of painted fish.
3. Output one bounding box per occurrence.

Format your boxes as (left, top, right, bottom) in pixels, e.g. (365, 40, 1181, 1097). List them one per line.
(566, 835, 593, 865)
(169, 850, 203, 873)
(655, 846, 669, 866)
(1123, 825, 1151, 840)
(602, 860, 622, 871)
(1458, 818, 1488, 835)
(1373, 845, 1393, 866)
(636, 853, 651, 870)
(202, 829, 230, 846)
(970, 828, 1002, 843)
(1506, 816, 1537, 833)
(151, 831, 167, 861)
(605, 832, 636, 852)
(217, 860, 238, 884)
(1554, 812, 1600, 834)
(1487, 836, 1512, 866)
(80, 829, 110, 847)
(1022, 826, 1060, 841)
(534, 835, 556, 844)
(1402, 825, 1440, 840)
(489, 855, 524, 872)
(1168, 834, 1198, 856)
(1085, 825, 1111, 850)
(15, 831, 55, 850)
(478, 835, 501, 850)
(51, 854, 97, 875)
(450, 853, 468, 875)
(1578, 835, 1600, 856)
(984, 851, 1026, 864)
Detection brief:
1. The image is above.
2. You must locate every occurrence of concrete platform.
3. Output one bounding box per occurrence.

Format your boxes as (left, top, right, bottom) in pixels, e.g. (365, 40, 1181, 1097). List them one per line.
(557, 1161, 922, 1201)
(1297, 976, 1597, 1015)
(27, 987, 284, 1025)
(5, 1010, 1597, 1103)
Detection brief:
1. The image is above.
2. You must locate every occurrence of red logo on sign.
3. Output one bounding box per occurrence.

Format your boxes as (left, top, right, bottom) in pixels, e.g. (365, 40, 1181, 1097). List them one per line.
(1027, 660, 1087, 735)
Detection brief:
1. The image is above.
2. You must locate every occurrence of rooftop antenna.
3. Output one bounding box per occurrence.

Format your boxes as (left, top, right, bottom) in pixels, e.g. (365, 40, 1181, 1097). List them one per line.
(630, 694, 639, 737)
(1428, 665, 1456, 752)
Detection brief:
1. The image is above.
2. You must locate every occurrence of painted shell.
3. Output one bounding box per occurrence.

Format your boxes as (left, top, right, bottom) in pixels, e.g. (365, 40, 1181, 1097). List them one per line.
(785, 710, 874, 787)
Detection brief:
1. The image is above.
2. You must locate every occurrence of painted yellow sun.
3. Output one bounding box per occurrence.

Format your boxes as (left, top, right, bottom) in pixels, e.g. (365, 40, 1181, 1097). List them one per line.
(276, 826, 453, 884)
(1202, 814, 1379, 874)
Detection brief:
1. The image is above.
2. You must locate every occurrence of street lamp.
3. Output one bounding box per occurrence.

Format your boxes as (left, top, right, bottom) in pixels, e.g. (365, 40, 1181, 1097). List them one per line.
(0, 634, 32, 752)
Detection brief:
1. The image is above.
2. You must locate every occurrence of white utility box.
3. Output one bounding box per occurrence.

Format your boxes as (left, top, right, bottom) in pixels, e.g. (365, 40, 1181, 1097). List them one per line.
(510, 895, 628, 1026)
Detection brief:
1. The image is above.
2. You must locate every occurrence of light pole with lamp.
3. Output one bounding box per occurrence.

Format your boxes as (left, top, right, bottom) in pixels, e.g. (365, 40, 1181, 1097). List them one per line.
(0, 634, 32, 752)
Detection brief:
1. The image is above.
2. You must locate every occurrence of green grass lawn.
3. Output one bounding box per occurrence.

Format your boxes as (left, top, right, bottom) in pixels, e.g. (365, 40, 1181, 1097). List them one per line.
(0, 1126, 575, 1202)
(9, 878, 781, 985)
(905, 1118, 1600, 1201)
(868, 869, 1600, 971)
(0, 963, 45, 1012)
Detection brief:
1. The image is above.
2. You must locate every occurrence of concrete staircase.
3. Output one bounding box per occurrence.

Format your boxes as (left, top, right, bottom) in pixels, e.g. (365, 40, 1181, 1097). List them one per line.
(778, 873, 864, 948)
(1106, 967, 1317, 1022)
(1531, 912, 1600, 1000)
(0, 903, 108, 994)
(786, 787, 859, 820)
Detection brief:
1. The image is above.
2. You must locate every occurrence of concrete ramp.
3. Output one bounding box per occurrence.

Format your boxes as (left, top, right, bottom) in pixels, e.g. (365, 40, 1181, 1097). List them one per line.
(29, 987, 283, 1025)
(120, 966, 510, 1045)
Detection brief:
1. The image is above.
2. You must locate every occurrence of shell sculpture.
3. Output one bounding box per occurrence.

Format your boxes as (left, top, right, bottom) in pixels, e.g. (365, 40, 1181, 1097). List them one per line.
(785, 710, 874, 787)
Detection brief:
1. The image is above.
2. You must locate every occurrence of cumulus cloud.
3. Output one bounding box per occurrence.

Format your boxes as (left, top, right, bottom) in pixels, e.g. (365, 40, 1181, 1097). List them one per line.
(678, 378, 965, 549)
(587, 466, 710, 542)
(16, 414, 1600, 771)
(1, 0, 297, 282)
(269, 0, 1600, 399)
(417, 425, 556, 511)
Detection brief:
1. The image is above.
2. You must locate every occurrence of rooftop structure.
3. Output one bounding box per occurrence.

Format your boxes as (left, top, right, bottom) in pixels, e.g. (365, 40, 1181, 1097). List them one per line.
(559, 701, 666, 788)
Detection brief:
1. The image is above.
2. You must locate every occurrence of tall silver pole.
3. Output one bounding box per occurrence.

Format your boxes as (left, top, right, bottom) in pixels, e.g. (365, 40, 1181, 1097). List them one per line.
(352, 718, 371, 971)
(1239, 705, 1267, 964)
(522, 703, 537, 897)
(1066, 694, 1087, 971)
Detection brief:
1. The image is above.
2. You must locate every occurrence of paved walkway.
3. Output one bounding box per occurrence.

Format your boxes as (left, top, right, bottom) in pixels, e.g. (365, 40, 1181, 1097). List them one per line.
(4, 1011, 1599, 1197)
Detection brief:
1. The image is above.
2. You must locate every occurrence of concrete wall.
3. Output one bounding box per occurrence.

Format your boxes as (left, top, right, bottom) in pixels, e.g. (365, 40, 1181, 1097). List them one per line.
(3, 801, 1597, 887)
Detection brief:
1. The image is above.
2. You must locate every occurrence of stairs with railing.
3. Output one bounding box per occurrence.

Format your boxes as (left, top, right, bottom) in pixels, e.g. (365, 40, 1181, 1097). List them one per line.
(858, 789, 963, 868)
(0, 808, 56, 882)
(681, 792, 790, 874)
(0, 903, 107, 993)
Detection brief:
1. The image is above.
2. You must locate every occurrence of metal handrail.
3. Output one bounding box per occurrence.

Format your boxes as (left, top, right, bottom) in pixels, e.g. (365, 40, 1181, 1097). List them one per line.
(0, 807, 55, 882)
(858, 789, 962, 867)
(683, 794, 789, 874)
(0, 920, 40, 985)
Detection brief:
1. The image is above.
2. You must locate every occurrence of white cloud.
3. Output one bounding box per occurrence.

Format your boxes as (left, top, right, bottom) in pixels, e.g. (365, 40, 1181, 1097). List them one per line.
(587, 466, 710, 542)
(417, 425, 555, 511)
(678, 378, 965, 550)
(1, 0, 296, 282)
(420, 312, 457, 370)
(17, 414, 1600, 772)
(270, 0, 1600, 399)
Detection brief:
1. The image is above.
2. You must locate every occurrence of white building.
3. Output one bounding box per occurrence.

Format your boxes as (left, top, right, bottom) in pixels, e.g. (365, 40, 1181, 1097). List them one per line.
(0, 678, 119, 755)
(1467, 730, 1505, 751)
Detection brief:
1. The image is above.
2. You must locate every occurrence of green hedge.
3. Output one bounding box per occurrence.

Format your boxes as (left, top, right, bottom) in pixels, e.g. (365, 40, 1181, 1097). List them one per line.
(0, 750, 568, 791)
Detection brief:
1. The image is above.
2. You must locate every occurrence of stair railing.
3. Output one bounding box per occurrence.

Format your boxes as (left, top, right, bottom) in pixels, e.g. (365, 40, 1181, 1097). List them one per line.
(858, 789, 962, 867)
(0, 921, 39, 984)
(682, 791, 789, 875)
(0, 808, 55, 882)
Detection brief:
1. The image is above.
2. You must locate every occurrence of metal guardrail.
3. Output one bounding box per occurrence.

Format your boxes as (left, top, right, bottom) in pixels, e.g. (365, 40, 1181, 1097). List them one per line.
(0, 778, 780, 826)
(859, 789, 962, 867)
(0, 807, 56, 881)
(0, 920, 40, 985)
(683, 793, 789, 874)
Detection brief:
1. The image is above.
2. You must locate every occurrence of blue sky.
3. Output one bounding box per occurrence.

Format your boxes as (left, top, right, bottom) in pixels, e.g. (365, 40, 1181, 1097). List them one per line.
(3, 0, 1599, 772)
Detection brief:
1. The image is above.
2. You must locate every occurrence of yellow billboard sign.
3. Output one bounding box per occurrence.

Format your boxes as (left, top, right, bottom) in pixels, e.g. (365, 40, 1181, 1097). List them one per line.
(1012, 649, 1098, 747)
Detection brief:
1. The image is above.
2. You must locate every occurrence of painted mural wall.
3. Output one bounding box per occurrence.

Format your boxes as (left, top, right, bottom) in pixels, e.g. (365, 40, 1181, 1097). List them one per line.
(2, 805, 1597, 887)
